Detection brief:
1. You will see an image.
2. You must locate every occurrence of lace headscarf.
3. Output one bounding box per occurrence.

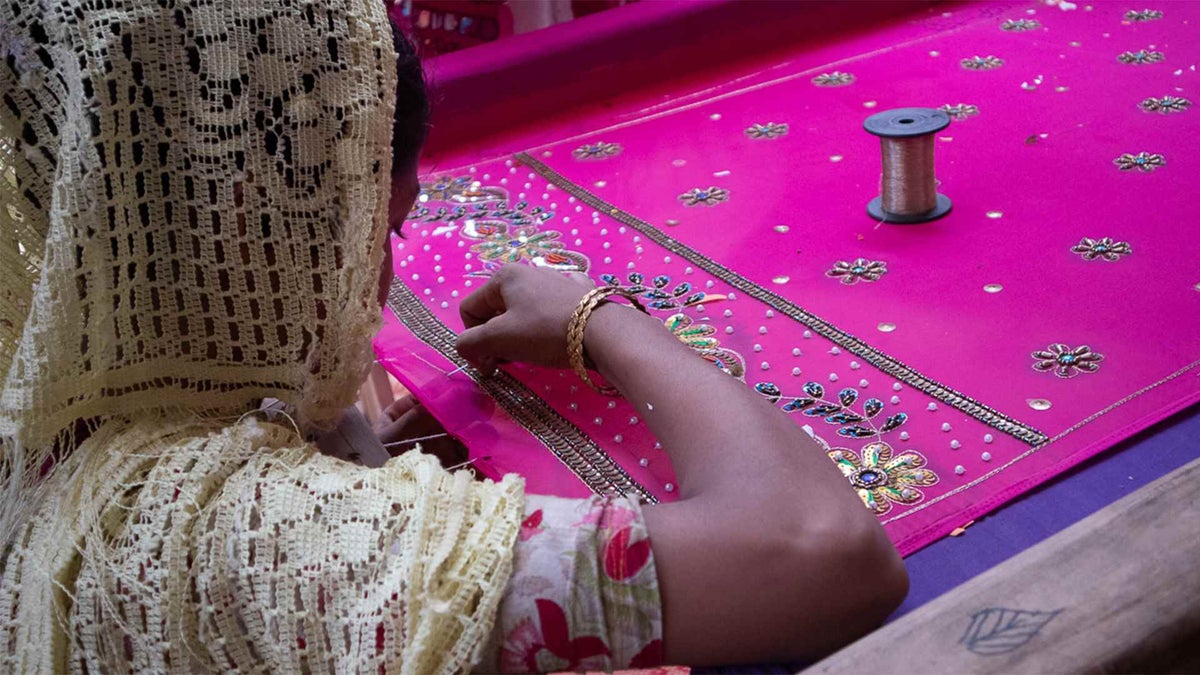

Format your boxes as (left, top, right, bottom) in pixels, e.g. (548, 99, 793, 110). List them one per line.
(0, 1, 524, 672)
(1, 0, 395, 535)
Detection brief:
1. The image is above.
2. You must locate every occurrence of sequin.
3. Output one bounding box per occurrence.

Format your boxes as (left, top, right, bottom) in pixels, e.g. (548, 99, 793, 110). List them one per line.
(1117, 49, 1165, 65)
(1124, 9, 1163, 21)
(1001, 18, 1041, 31)
(939, 103, 980, 120)
(1139, 95, 1191, 114)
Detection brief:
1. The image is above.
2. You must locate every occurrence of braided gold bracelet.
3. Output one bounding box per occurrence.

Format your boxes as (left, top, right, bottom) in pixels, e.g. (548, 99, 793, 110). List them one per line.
(566, 287, 648, 396)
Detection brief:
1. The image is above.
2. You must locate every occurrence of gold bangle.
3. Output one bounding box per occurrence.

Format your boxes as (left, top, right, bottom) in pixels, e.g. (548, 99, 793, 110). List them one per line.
(566, 287, 648, 396)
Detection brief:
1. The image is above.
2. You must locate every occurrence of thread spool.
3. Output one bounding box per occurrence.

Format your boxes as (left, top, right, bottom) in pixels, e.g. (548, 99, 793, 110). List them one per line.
(864, 107, 952, 223)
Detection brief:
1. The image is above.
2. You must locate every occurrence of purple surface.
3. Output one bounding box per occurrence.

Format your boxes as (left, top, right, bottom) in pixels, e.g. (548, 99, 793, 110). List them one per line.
(896, 402, 1200, 617)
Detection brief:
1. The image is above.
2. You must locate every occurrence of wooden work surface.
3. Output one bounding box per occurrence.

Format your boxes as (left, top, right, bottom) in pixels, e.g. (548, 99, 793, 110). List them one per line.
(804, 456, 1200, 673)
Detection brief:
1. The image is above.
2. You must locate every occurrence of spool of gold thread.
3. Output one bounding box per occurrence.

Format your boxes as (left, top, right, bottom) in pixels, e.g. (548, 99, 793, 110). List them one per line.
(864, 107, 953, 223)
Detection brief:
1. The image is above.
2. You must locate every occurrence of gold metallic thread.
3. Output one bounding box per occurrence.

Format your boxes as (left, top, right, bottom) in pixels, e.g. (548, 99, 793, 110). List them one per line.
(880, 135, 938, 215)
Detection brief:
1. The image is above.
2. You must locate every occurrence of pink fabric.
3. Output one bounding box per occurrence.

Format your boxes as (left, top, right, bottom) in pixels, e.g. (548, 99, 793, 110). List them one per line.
(378, 1, 1200, 555)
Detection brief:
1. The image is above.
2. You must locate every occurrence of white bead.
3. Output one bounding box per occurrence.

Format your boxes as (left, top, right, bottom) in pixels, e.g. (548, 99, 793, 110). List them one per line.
(434, 254, 442, 262)
(619, 226, 626, 233)
(941, 422, 951, 431)
(890, 395, 900, 404)
(423, 289, 431, 296)
(893, 383, 903, 391)
(440, 301, 449, 309)
(899, 431, 910, 441)
(765, 310, 775, 318)
(399, 260, 408, 268)
(759, 326, 768, 335)
(436, 276, 444, 284)
(635, 246, 644, 255)
(639, 458, 648, 467)
(607, 400, 617, 409)
(654, 441, 661, 449)
(451, 290, 459, 298)
(664, 256, 672, 263)
(627, 262, 636, 270)
(955, 465, 966, 475)
(803, 330, 813, 339)
(706, 280, 715, 288)
(600, 228, 608, 235)
(830, 347, 841, 355)
(728, 292, 737, 300)
(984, 434, 994, 444)
(434, 265, 442, 273)
(575, 239, 583, 246)
(761, 362, 770, 370)
(981, 452, 992, 461)
(829, 373, 839, 382)
(685, 267, 694, 275)
(792, 348, 802, 356)
(928, 402, 938, 411)
(604, 257, 612, 264)
(594, 417, 603, 425)
(950, 440, 961, 449)
(792, 367, 802, 376)
(411, 273, 420, 281)
(665, 483, 676, 492)
(850, 361, 861, 370)
(753, 344, 763, 352)
(725, 326, 734, 334)
(859, 379, 869, 387)
(569, 403, 578, 410)
(629, 417, 638, 425)
(614, 435, 623, 443)
(724, 309, 733, 318)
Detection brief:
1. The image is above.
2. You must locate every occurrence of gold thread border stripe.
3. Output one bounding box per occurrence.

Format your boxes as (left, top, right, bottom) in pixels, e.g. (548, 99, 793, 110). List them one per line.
(385, 279, 658, 504)
(516, 151, 1048, 446)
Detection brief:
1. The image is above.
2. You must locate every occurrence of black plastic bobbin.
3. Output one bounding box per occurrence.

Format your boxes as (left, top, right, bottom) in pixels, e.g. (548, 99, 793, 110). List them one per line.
(864, 107, 953, 224)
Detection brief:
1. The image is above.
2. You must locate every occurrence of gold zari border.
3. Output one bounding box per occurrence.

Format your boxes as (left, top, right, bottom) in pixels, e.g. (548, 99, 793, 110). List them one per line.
(386, 279, 658, 504)
(517, 152, 1048, 446)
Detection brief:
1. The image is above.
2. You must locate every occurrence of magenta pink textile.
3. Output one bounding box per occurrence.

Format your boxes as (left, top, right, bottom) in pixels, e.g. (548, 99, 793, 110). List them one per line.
(377, 1, 1200, 555)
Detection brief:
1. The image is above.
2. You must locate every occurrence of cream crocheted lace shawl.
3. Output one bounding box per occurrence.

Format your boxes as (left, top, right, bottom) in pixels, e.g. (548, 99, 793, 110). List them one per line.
(0, 1, 524, 672)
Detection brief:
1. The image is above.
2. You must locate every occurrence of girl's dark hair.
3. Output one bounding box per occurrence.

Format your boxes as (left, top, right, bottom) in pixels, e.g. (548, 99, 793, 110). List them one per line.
(391, 21, 430, 175)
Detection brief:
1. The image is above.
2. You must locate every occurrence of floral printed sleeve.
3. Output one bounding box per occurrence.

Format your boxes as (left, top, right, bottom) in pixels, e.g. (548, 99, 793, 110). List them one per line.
(476, 494, 664, 673)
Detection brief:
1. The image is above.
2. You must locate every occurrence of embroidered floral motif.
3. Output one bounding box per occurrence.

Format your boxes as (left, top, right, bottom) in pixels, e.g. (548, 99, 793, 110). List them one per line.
(1071, 237, 1131, 261)
(410, 199, 554, 226)
(1001, 18, 1040, 31)
(811, 71, 855, 87)
(745, 122, 789, 139)
(1113, 151, 1165, 171)
(664, 313, 746, 380)
(1117, 49, 1164, 64)
(961, 55, 1004, 70)
(826, 258, 887, 285)
(573, 142, 622, 160)
(754, 381, 908, 440)
(465, 222, 590, 272)
(1124, 8, 1163, 21)
(828, 442, 939, 515)
(600, 272, 721, 311)
(1139, 95, 1191, 114)
(939, 103, 980, 120)
(418, 174, 507, 203)
(677, 186, 729, 207)
(1032, 344, 1104, 378)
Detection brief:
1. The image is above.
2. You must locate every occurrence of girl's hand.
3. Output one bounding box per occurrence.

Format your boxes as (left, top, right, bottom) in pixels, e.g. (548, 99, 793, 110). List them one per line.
(377, 395, 470, 471)
(454, 265, 595, 371)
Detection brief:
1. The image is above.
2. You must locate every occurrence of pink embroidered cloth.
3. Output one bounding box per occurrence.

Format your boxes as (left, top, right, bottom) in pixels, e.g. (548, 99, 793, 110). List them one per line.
(377, 1, 1200, 555)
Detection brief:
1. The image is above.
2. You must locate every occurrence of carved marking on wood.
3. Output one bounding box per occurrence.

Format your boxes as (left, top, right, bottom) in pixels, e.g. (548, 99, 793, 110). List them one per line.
(960, 608, 1063, 656)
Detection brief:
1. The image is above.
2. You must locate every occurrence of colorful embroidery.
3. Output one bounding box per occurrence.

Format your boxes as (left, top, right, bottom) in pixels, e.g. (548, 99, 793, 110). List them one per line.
(600, 272, 718, 311)
(664, 313, 746, 380)
(419, 174, 507, 203)
(939, 103, 980, 120)
(1032, 344, 1105, 378)
(677, 186, 729, 207)
(753, 381, 908, 440)
(961, 55, 1004, 70)
(1113, 151, 1165, 171)
(1001, 18, 1040, 31)
(745, 122, 789, 139)
(1139, 95, 1191, 114)
(411, 200, 554, 226)
(1117, 49, 1164, 64)
(826, 258, 887, 285)
(811, 71, 856, 87)
(829, 442, 939, 515)
(1124, 8, 1163, 21)
(573, 142, 622, 160)
(1071, 237, 1131, 261)
(464, 223, 590, 272)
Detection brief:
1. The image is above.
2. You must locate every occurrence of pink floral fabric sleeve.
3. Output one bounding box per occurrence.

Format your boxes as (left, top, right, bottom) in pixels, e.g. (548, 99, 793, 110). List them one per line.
(476, 494, 664, 673)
